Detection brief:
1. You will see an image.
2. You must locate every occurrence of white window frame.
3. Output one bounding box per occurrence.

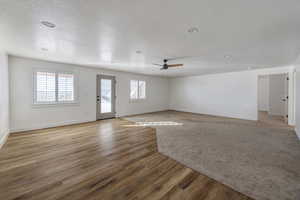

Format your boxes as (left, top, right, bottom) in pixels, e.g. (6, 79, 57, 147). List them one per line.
(33, 69, 78, 106)
(130, 80, 146, 101)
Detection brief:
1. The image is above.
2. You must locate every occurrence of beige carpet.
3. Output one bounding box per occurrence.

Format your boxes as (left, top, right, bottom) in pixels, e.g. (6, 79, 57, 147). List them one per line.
(125, 111, 300, 200)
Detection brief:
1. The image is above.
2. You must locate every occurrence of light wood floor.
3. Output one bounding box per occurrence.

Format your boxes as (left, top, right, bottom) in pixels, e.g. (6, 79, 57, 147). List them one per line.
(0, 118, 252, 200)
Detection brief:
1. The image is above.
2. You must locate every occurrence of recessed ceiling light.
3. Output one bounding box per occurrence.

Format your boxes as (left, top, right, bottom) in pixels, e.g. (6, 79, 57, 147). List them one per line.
(188, 27, 199, 33)
(136, 50, 142, 54)
(224, 55, 232, 59)
(41, 21, 56, 28)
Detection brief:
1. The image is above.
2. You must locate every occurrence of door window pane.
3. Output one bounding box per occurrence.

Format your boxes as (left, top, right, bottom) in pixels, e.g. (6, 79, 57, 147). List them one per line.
(101, 79, 112, 113)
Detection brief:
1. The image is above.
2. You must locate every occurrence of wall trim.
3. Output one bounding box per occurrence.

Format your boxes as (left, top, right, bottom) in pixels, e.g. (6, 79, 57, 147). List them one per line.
(0, 130, 10, 149)
(10, 119, 95, 133)
(118, 109, 170, 118)
(168, 108, 258, 121)
(10, 109, 169, 133)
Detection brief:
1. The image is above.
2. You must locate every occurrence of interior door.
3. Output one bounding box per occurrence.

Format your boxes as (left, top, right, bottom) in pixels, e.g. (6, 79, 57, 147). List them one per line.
(97, 75, 116, 120)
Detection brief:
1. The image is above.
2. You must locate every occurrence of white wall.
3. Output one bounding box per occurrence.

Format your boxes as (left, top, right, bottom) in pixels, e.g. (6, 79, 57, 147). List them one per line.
(169, 67, 295, 121)
(169, 71, 258, 120)
(8, 56, 297, 132)
(258, 76, 269, 111)
(9, 56, 169, 132)
(268, 74, 286, 116)
(0, 52, 9, 148)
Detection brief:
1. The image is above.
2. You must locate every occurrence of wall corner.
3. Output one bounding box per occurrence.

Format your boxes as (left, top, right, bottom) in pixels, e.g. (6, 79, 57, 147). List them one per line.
(0, 130, 10, 150)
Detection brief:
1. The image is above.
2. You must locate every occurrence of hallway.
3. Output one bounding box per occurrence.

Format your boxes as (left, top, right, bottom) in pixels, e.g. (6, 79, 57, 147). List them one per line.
(258, 111, 291, 129)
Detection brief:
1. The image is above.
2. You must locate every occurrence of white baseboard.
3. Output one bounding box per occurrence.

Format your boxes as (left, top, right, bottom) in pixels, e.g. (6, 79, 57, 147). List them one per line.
(169, 108, 257, 121)
(0, 130, 10, 149)
(10, 119, 95, 133)
(10, 109, 170, 133)
(118, 109, 169, 118)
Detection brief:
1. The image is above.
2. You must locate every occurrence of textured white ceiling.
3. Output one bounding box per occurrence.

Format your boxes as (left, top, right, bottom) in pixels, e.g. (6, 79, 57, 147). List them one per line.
(0, 0, 300, 76)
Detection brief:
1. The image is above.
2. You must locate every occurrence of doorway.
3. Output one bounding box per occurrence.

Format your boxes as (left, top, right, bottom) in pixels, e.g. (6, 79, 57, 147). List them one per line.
(257, 73, 289, 126)
(97, 75, 116, 120)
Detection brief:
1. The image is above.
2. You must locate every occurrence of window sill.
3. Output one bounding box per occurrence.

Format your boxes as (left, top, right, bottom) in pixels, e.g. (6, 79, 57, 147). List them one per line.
(32, 102, 80, 108)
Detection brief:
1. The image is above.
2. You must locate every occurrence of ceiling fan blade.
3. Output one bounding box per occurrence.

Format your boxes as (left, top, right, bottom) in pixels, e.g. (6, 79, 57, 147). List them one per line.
(152, 63, 163, 67)
(165, 56, 187, 61)
(167, 64, 183, 67)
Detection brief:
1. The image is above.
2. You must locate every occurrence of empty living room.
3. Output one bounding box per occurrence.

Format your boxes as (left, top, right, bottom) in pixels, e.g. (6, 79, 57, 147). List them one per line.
(1, 1, 300, 200)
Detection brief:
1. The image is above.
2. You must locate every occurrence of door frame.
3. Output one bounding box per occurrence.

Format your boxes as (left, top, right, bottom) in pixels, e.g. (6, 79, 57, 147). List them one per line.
(284, 73, 289, 123)
(257, 68, 296, 126)
(96, 74, 116, 120)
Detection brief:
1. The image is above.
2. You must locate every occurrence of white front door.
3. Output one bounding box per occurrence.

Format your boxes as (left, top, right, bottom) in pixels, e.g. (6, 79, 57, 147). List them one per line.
(97, 75, 116, 120)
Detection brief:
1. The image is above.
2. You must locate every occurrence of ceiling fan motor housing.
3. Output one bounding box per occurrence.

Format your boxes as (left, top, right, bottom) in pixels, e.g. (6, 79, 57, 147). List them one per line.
(163, 59, 169, 69)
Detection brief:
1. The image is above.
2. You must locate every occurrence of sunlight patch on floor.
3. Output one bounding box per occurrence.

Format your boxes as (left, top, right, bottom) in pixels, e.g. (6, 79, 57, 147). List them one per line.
(124, 121, 183, 127)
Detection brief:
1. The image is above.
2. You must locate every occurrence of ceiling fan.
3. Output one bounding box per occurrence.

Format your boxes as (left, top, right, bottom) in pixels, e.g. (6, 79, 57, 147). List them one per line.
(153, 59, 184, 70)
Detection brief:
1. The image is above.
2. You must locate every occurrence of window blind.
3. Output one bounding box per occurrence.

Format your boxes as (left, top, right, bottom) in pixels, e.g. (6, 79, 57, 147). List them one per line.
(58, 73, 74, 101)
(138, 81, 146, 99)
(36, 72, 56, 102)
(34, 71, 76, 104)
(130, 80, 146, 100)
(130, 80, 138, 99)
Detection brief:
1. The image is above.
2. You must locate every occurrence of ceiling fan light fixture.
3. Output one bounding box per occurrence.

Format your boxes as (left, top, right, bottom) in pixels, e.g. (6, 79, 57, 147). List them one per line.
(224, 55, 231, 59)
(41, 21, 56, 28)
(188, 27, 199, 33)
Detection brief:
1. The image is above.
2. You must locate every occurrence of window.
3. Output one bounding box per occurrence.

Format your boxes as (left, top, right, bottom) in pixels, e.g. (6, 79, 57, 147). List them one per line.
(58, 73, 74, 102)
(130, 80, 138, 99)
(138, 81, 146, 99)
(34, 70, 76, 104)
(130, 80, 146, 100)
(36, 72, 56, 103)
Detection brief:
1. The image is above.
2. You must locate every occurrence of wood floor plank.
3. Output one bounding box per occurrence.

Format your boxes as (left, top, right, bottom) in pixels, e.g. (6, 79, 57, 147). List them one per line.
(0, 119, 253, 200)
